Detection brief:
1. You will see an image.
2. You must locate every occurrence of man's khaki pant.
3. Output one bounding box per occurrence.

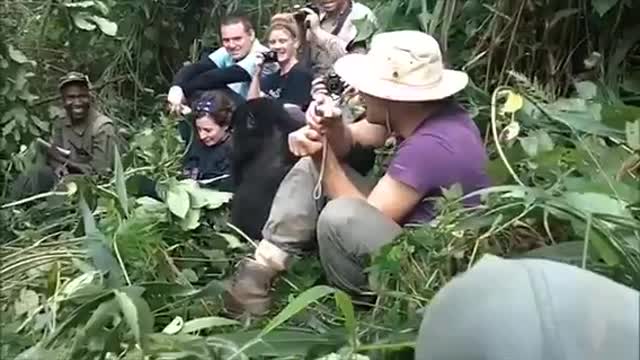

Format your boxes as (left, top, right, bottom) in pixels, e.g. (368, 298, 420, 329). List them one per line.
(253, 157, 402, 294)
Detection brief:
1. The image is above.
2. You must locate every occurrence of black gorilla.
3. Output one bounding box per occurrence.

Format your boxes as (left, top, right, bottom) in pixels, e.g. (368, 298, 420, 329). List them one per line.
(230, 98, 375, 240)
(230, 99, 302, 240)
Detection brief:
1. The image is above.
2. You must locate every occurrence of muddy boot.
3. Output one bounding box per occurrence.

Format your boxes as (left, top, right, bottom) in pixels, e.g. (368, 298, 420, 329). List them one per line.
(223, 258, 279, 317)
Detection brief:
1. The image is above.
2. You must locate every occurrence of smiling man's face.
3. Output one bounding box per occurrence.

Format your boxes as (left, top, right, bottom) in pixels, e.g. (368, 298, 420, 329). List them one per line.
(61, 83, 91, 123)
(221, 22, 254, 61)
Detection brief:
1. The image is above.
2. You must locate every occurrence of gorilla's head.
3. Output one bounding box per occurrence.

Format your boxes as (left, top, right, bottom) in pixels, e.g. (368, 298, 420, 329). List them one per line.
(231, 98, 304, 168)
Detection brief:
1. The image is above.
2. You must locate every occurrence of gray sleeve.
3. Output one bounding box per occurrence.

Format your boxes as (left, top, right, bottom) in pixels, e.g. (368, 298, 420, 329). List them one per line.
(415, 255, 639, 360)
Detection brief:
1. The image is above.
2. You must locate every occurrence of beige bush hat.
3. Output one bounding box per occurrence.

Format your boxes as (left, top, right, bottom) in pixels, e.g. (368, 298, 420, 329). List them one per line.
(334, 30, 469, 102)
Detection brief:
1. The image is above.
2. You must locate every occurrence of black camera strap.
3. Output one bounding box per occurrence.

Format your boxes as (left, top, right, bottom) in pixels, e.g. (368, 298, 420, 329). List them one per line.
(327, 0, 353, 36)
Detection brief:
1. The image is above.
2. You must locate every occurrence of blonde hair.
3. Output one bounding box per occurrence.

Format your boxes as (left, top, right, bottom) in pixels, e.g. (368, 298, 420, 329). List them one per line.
(267, 13, 300, 40)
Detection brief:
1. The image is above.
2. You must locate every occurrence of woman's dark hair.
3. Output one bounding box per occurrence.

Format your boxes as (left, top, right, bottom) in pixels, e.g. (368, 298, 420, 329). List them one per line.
(191, 90, 236, 127)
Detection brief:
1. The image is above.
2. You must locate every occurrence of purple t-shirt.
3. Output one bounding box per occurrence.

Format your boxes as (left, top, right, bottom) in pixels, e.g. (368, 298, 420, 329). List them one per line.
(387, 101, 490, 224)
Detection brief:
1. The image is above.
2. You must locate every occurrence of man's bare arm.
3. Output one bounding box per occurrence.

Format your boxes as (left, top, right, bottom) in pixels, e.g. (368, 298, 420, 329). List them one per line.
(317, 146, 424, 224)
(323, 118, 387, 159)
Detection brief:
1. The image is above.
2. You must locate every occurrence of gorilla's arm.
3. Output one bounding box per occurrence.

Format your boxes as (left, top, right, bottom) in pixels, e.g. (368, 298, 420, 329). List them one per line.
(173, 57, 252, 99)
(180, 65, 251, 99)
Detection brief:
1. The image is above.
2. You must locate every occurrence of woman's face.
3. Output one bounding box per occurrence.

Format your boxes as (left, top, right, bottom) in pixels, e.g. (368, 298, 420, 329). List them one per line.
(268, 29, 298, 64)
(195, 115, 227, 147)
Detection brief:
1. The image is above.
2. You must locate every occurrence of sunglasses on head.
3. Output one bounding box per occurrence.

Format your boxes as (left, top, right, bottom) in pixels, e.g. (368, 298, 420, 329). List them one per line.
(193, 99, 217, 115)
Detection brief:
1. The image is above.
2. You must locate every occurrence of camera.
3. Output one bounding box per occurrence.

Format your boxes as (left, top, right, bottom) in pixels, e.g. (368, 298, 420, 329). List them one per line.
(292, 3, 320, 23)
(262, 50, 279, 63)
(324, 73, 346, 96)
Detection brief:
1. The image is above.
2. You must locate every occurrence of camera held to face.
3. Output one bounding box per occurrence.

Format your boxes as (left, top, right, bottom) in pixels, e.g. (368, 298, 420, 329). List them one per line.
(324, 73, 346, 96)
(292, 3, 321, 23)
(262, 50, 279, 63)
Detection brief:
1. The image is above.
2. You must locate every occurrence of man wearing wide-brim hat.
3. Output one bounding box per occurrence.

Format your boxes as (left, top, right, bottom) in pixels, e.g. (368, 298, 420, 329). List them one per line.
(223, 31, 491, 315)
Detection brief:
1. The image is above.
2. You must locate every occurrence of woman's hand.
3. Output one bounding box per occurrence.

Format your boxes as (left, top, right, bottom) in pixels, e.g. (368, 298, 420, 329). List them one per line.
(288, 126, 324, 157)
(254, 52, 265, 73)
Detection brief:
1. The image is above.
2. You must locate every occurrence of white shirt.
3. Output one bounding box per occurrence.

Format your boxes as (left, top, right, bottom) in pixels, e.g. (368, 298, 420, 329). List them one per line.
(208, 40, 270, 98)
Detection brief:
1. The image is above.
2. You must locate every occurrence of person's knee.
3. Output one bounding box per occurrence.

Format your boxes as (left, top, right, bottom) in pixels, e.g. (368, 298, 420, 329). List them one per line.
(317, 197, 369, 252)
(292, 156, 315, 173)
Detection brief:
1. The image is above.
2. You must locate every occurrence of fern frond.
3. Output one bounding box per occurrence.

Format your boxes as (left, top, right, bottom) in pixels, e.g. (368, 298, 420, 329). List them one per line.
(507, 70, 554, 103)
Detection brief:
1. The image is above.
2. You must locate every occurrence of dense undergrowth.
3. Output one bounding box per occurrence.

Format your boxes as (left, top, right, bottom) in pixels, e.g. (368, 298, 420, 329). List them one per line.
(1, 0, 639, 359)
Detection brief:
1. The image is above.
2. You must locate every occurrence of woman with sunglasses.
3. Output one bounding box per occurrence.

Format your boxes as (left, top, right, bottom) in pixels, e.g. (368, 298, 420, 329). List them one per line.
(181, 90, 235, 191)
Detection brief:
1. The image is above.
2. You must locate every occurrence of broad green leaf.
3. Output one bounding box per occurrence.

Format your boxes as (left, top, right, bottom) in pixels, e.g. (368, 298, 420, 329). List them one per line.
(2, 119, 16, 136)
(501, 90, 523, 114)
(90, 15, 118, 36)
(260, 285, 338, 337)
(31, 115, 49, 132)
(94, 0, 110, 15)
(601, 103, 640, 130)
(501, 121, 520, 141)
(189, 279, 226, 300)
(45, 291, 114, 347)
(81, 298, 120, 339)
(180, 268, 198, 283)
(544, 102, 622, 138)
(217, 330, 344, 358)
(536, 130, 555, 152)
(180, 316, 240, 334)
(113, 145, 129, 217)
(520, 241, 585, 264)
(7, 44, 31, 64)
(166, 185, 190, 219)
(114, 287, 154, 350)
(569, 220, 623, 266)
(15, 344, 59, 360)
(561, 192, 631, 218)
(139, 282, 199, 299)
(14, 288, 40, 316)
(79, 194, 124, 288)
(162, 316, 184, 334)
(574, 81, 598, 100)
(591, 0, 617, 16)
(352, 17, 377, 44)
(72, 12, 97, 31)
(188, 185, 233, 209)
(625, 119, 640, 150)
(519, 135, 538, 158)
(519, 130, 554, 157)
(59, 271, 101, 298)
(334, 292, 356, 345)
(563, 176, 640, 203)
(179, 208, 201, 230)
(63, 1, 98, 8)
(220, 233, 243, 249)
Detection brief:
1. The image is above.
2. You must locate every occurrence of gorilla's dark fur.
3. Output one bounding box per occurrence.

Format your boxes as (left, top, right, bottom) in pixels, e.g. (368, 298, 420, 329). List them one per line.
(230, 98, 375, 240)
(230, 98, 301, 240)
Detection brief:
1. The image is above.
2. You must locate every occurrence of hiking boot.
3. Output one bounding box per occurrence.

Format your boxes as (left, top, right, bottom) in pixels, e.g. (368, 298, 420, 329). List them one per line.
(223, 258, 279, 317)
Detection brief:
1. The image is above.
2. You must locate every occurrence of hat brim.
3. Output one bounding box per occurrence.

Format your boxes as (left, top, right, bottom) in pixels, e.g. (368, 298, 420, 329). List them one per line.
(334, 54, 469, 102)
(58, 79, 90, 91)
